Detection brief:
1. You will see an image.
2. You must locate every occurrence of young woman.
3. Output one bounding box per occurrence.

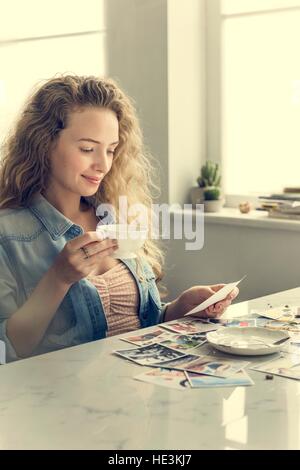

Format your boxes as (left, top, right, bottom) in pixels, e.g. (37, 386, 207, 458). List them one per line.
(0, 75, 238, 362)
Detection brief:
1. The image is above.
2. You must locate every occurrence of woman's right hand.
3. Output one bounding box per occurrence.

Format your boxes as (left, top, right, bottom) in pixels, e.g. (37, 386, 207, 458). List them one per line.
(50, 231, 118, 287)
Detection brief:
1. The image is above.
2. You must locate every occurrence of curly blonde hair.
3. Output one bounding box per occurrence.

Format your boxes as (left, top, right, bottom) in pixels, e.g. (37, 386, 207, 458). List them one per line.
(0, 74, 165, 284)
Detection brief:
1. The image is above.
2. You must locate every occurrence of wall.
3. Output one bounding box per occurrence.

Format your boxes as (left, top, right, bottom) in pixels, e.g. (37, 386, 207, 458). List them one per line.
(168, 0, 206, 205)
(105, 0, 206, 205)
(162, 216, 300, 303)
(105, 0, 169, 203)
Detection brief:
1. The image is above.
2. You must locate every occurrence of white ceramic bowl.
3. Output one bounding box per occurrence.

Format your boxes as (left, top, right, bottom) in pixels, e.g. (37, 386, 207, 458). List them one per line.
(206, 327, 290, 356)
(96, 224, 148, 259)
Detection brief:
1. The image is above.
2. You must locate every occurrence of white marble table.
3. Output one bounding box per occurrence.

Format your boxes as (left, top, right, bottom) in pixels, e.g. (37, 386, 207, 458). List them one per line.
(1, 287, 300, 450)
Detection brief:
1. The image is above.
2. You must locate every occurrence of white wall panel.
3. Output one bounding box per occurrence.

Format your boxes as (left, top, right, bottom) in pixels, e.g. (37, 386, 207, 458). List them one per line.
(0, 32, 106, 140)
(0, 0, 105, 41)
(163, 218, 300, 303)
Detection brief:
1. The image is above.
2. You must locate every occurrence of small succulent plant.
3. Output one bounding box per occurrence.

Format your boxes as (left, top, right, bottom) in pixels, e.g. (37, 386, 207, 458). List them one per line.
(204, 187, 221, 201)
(197, 161, 221, 201)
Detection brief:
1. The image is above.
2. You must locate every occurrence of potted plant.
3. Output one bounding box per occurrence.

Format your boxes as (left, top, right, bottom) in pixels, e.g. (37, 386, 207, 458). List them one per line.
(196, 161, 224, 212)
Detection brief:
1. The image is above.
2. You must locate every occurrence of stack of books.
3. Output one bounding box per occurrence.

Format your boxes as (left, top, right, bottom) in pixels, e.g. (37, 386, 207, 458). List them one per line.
(258, 189, 300, 221)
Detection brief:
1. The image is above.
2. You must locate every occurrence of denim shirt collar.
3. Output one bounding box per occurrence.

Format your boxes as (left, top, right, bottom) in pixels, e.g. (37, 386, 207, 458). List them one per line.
(28, 193, 93, 241)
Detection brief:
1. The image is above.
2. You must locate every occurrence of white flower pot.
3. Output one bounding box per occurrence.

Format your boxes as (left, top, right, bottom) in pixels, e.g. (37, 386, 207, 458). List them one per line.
(204, 199, 224, 213)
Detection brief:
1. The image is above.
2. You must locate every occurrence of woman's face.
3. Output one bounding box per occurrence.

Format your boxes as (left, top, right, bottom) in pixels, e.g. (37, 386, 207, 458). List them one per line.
(48, 107, 119, 197)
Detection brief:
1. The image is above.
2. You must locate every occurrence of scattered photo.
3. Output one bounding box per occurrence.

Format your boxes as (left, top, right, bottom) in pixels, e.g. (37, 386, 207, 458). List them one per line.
(186, 369, 254, 388)
(114, 343, 187, 366)
(290, 333, 300, 344)
(251, 353, 300, 380)
(160, 332, 207, 351)
(248, 309, 270, 327)
(121, 329, 171, 347)
(134, 367, 189, 390)
(255, 317, 270, 328)
(153, 354, 201, 370)
(175, 355, 249, 378)
(258, 306, 300, 323)
(161, 319, 218, 335)
(281, 342, 300, 356)
(219, 318, 257, 328)
(264, 320, 300, 333)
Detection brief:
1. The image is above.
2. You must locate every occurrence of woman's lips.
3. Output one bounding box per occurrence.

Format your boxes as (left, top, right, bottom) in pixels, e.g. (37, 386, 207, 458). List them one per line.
(82, 175, 101, 185)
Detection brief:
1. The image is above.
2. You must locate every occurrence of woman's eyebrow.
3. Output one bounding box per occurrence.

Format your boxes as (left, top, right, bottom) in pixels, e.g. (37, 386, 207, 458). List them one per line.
(77, 138, 119, 145)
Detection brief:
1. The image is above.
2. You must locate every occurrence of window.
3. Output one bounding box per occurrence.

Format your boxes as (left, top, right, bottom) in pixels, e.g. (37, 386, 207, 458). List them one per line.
(208, 0, 300, 195)
(0, 0, 106, 143)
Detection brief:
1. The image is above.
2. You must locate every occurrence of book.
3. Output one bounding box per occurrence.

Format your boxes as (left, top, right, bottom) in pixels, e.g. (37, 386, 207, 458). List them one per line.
(259, 202, 280, 210)
(268, 210, 300, 221)
(284, 187, 300, 194)
(258, 200, 299, 211)
(259, 194, 300, 202)
(276, 207, 300, 215)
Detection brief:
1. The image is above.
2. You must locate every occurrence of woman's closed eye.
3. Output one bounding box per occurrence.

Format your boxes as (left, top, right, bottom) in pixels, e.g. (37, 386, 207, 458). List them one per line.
(80, 147, 115, 156)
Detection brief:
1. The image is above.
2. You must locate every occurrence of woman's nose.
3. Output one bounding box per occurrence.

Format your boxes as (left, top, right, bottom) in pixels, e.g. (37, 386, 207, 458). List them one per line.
(95, 151, 110, 173)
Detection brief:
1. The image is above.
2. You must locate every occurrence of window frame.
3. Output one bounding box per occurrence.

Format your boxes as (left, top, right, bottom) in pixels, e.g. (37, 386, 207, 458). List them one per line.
(205, 0, 300, 205)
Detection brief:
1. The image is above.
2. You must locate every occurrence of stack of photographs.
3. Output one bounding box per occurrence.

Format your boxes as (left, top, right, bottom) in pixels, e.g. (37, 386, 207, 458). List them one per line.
(114, 308, 300, 390)
(115, 318, 253, 390)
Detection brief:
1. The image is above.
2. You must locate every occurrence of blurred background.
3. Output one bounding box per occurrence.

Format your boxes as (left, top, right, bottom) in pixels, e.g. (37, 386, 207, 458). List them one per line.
(1, 0, 300, 303)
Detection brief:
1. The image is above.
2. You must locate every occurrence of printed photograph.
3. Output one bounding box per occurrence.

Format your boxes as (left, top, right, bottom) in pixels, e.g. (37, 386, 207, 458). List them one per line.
(120, 329, 171, 347)
(251, 353, 300, 380)
(161, 319, 218, 335)
(265, 320, 300, 333)
(290, 333, 300, 344)
(114, 343, 187, 366)
(281, 343, 300, 356)
(175, 355, 249, 378)
(219, 317, 258, 328)
(134, 367, 190, 390)
(186, 369, 254, 388)
(153, 354, 201, 370)
(160, 332, 207, 351)
(258, 306, 300, 323)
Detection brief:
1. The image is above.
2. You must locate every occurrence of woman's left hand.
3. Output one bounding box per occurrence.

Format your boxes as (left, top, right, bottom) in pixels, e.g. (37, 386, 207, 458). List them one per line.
(164, 284, 239, 322)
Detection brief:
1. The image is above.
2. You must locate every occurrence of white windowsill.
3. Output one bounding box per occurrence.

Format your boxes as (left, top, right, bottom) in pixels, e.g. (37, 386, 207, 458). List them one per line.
(171, 207, 300, 232)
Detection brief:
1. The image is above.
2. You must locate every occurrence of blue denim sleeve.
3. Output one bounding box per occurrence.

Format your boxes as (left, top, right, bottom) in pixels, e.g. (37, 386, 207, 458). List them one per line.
(0, 245, 20, 362)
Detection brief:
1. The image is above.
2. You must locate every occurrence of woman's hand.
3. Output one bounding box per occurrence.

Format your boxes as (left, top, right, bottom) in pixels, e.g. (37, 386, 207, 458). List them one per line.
(164, 284, 239, 322)
(50, 231, 118, 287)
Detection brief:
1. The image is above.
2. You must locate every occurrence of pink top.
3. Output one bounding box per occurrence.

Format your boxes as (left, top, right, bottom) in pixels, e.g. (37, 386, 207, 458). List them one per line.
(86, 261, 141, 337)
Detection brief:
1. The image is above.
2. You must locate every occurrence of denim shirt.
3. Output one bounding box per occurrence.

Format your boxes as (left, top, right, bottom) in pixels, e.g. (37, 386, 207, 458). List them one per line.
(0, 194, 164, 362)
